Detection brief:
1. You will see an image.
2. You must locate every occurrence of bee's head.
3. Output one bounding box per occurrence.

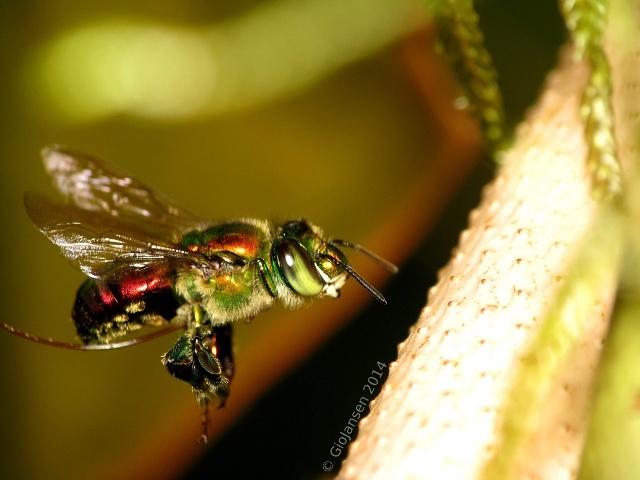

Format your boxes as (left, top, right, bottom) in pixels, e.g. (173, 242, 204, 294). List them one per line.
(270, 219, 396, 304)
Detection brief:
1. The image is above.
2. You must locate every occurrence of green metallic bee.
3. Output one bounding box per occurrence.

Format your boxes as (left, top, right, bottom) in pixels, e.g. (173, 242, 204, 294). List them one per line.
(2, 146, 397, 442)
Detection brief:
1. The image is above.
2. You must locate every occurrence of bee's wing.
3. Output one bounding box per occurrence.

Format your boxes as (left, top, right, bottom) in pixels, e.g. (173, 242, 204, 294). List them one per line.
(41, 145, 205, 232)
(24, 192, 210, 281)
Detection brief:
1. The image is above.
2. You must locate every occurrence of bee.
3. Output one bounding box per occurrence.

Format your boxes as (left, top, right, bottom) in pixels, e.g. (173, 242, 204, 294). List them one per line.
(2, 146, 397, 442)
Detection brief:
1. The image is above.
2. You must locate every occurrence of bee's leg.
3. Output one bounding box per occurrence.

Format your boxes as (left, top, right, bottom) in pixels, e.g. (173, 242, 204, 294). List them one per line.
(211, 323, 234, 400)
(254, 258, 278, 297)
(194, 323, 233, 442)
(162, 323, 233, 443)
(196, 394, 210, 445)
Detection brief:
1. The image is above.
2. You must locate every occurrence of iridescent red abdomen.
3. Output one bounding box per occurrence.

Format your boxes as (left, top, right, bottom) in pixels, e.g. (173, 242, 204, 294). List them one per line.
(73, 266, 181, 343)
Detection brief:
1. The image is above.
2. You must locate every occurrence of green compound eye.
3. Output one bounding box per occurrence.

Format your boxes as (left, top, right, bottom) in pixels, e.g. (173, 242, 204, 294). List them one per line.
(276, 238, 324, 296)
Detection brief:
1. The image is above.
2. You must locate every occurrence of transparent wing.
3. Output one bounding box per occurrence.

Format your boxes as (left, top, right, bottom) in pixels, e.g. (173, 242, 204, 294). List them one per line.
(41, 145, 206, 232)
(24, 192, 211, 281)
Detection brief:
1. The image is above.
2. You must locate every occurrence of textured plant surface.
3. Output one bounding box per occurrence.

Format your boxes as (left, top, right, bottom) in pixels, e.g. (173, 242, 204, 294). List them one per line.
(338, 1, 640, 479)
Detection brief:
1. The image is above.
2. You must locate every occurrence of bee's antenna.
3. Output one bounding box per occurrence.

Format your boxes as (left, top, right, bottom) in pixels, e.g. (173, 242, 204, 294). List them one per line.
(330, 240, 399, 274)
(0, 322, 184, 350)
(316, 253, 388, 305)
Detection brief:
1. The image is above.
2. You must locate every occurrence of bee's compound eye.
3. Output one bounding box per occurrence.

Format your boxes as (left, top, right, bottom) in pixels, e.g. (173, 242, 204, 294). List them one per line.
(277, 238, 324, 296)
(194, 338, 222, 377)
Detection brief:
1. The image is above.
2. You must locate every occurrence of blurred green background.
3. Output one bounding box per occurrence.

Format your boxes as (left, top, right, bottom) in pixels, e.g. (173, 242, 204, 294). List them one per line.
(0, 1, 564, 479)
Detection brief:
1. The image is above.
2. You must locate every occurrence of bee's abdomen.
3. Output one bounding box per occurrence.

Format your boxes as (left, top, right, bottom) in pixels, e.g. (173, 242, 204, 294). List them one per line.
(73, 273, 181, 344)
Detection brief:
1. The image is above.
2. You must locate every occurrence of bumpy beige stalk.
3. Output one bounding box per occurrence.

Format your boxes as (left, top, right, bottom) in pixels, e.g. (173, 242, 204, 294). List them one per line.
(337, 49, 605, 480)
(338, 1, 640, 476)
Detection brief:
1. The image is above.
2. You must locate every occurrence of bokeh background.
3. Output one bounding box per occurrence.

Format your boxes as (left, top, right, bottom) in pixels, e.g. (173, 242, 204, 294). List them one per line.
(0, 1, 564, 479)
